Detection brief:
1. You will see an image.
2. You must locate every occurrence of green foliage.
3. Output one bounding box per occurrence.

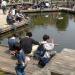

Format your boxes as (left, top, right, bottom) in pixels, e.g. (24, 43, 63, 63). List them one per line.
(0, 70, 5, 75)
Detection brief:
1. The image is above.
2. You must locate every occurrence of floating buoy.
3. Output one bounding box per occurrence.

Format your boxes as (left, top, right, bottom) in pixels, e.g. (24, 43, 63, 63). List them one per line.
(56, 16, 63, 20)
(57, 17, 63, 20)
(45, 15, 49, 18)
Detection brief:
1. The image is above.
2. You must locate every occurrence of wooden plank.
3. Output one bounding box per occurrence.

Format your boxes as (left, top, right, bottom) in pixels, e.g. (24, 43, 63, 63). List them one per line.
(0, 19, 29, 34)
(49, 48, 75, 75)
(0, 45, 41, 75)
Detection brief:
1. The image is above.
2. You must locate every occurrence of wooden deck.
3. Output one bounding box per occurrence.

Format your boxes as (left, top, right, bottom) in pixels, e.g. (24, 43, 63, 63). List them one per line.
(49, 48, 75, 75)
(59, 7, 75, 14)
(0, 20, 29, 34)
(32, 48, 75, 75)
(0, 45, 41, 75)
(0, 46, 16, 74)
(0, 45, 75, 75)
(21, 7, 75, 14)
(21, 8, 60, 13)
(0, 9, 29, 34)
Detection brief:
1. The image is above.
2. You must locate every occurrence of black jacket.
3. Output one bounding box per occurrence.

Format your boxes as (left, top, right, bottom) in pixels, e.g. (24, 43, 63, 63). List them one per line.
(20, 37, 39, 54)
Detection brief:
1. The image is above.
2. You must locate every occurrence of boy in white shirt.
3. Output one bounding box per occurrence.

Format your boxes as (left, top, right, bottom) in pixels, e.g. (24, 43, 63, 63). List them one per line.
(42, 35, 56, 57)
(38, 35, 56, 67)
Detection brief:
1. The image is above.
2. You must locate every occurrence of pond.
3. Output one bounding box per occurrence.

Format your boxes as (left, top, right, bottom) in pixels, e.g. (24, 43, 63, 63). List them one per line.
(0, 12, 75, 52)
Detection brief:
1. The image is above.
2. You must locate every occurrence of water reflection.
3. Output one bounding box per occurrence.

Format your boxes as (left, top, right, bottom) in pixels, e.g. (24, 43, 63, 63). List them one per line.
(30, 12, 68, 31)
(28, 12, 75, 52)
(31, 13, 57, 26)
(69, 14, 75, 22)
(0, 12, 75, 52)
(56, 13, 68, 31)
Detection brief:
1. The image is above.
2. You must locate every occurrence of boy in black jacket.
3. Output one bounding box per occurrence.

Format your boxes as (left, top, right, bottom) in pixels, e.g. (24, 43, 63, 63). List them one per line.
(20, 32, 39, 54)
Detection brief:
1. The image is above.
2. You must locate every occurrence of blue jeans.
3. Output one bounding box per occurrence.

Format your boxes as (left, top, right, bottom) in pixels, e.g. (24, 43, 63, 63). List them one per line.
(15, 64, 25, 75)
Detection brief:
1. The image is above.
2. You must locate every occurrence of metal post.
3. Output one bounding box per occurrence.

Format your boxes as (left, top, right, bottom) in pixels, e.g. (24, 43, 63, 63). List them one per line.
(50, 0, 52, 8)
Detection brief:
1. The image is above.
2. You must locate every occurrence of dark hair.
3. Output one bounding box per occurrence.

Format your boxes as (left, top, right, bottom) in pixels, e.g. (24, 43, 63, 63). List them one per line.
(43, 35, 50, 41)
(8, 34, 16, 39)
(26, 32, 32, 37)
(13, 6, 16, 9)
(15, 42, 21, 51)
(12, 34, 16, 37)
(12, 33, 19, 37)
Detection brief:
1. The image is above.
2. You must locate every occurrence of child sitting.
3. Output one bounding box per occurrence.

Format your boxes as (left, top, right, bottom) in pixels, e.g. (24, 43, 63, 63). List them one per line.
(38, 35, 56, 68)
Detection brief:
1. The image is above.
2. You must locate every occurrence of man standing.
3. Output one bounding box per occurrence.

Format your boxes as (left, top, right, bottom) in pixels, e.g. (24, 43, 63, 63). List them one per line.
(15, 47, 26, 75)
(20, 32, 39, 54)
(6, 12, 15, 25)
(15, 44, 30, 75)
(1, 0, 7, 14)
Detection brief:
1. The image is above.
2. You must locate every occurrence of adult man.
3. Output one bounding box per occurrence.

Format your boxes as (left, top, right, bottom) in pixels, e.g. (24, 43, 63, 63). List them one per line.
(15, 46, 26, 75)
(6, 12, 15, 25)
(15, 44, 30, 75)
(1, 0, 7, 14)
(20, 32, 39, 54)
(8, 34, 19, 54)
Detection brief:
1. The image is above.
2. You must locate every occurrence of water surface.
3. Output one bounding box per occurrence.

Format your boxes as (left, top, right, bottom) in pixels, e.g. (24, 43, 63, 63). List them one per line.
(0, 12, 75, 52)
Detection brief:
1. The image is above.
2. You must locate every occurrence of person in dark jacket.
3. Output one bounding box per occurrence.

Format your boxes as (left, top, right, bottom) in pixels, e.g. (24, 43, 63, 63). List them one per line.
(6, 12, 15, 25)
(20, 32, 39, 54)
(8, 34, 17, 51)
(8, 34, 19, 55)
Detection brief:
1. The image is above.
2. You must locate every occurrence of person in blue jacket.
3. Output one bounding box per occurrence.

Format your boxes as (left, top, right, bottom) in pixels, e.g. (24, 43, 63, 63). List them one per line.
(15, 43, 26, 75)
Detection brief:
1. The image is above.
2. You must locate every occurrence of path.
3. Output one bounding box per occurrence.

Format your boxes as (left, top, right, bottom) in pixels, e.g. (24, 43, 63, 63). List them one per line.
(0, 46, 16, 74)
(0, 45, 41, 75)
(1, 44, 75, 75)
(49, 48, 75, 75)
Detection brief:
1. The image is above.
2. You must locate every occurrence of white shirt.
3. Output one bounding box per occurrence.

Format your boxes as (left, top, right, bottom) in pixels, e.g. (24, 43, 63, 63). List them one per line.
(41, 41, 54, 58)
(10, 37, 16, 40)
(1, 1, 7, 6)
(45, 3, 50, 7)
(44, 43, 54, 51)
(41, 41, 54, 51)
(43, 51, 50, 58)
(11, 9, 15, 15)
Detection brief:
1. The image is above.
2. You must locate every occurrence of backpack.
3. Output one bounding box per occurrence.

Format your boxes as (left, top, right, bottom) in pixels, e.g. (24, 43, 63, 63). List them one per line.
(35, 44, 46, 59)
(38, 57, 50, 68)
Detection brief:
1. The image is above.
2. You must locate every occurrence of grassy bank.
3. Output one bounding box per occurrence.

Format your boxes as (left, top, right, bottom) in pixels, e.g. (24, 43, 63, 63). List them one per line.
(0, 70, 7, 75)
(0, 70, 14, 75)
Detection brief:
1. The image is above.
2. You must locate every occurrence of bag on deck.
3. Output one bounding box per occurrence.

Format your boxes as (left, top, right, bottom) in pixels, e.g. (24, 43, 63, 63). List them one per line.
(34, 44, 46, 59)
(38, 57, 50, 68)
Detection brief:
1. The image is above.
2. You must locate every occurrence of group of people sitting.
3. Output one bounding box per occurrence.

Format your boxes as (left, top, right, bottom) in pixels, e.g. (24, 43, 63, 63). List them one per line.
(8, 32, 56, 75)
(6, 6, 24, 25)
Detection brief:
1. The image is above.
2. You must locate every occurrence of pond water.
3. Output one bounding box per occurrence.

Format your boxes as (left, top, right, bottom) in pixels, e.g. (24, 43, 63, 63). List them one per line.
(0, 12, 75, 52)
